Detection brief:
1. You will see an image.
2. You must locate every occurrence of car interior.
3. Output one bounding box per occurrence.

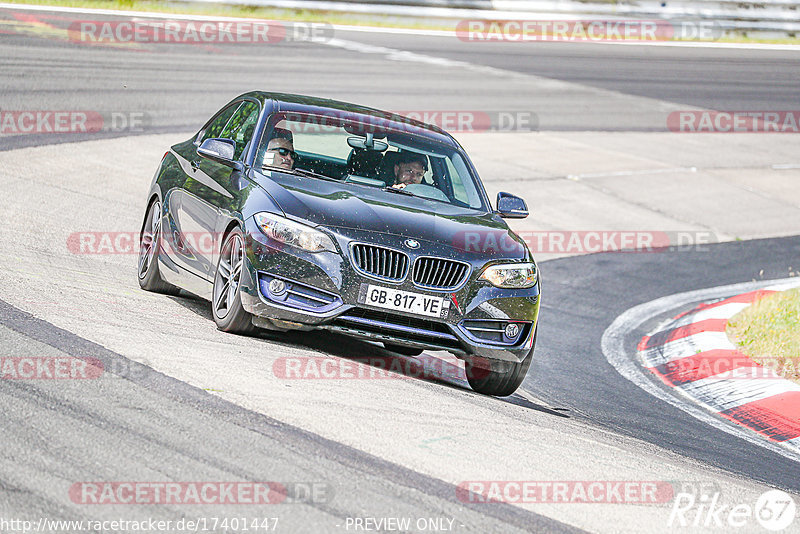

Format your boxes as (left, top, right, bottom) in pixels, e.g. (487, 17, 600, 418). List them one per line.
(251, 115, 478, 208)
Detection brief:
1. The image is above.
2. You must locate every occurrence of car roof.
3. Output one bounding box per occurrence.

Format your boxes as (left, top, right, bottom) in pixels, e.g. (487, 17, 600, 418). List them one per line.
(237, 91, 459, 148)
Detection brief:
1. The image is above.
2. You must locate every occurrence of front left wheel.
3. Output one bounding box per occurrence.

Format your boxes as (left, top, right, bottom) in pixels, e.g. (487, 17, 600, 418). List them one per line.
(465, 326, 537, 397)
(212, 228, 256, 335)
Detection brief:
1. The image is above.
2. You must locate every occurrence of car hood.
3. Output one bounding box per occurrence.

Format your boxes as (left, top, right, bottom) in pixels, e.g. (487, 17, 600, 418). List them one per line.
(252, 170, 528, 259)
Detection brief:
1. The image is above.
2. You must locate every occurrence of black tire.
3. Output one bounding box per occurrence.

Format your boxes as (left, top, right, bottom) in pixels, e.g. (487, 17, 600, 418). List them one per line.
(384, 343, 424, 356)
(212, 228, 256, 335)
(138, 199, 181, 295)
(465, 326, 537, 397)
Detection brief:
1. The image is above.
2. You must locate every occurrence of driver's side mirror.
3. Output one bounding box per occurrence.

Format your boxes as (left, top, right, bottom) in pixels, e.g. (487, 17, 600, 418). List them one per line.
(496, 192, 528, 219)
(197, 138, 241, 169)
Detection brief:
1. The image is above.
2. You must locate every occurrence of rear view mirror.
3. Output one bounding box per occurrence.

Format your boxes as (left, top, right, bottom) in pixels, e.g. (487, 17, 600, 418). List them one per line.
(496, 192, 528, 219)
(347, 133, 388, 152)
(197, 138, 238, 167)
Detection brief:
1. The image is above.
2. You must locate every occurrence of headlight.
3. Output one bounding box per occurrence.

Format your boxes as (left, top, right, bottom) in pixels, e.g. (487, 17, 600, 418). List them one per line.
(479, 262, 537, 288)
(253, 212, 336, 253)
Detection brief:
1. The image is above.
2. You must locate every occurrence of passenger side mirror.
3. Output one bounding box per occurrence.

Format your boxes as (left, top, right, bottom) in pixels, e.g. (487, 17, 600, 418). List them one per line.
(197, 138, 240, 169)
(496, 192, 528, 219)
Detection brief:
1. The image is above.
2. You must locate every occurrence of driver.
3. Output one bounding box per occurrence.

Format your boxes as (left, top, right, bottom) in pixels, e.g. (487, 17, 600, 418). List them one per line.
(391, 152, 428, 189)
(263, 127, 297, 170)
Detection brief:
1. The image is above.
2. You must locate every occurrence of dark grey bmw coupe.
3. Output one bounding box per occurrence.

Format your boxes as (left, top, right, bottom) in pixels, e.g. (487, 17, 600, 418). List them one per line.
(138, 92, 540, 396)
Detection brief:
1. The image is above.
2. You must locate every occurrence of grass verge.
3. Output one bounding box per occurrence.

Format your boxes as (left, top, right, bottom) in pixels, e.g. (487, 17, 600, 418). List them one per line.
(727, 287, 800, 384)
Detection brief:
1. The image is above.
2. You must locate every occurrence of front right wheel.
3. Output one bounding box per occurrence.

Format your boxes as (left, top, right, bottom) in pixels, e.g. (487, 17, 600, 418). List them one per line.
(212, 228, 256, 335)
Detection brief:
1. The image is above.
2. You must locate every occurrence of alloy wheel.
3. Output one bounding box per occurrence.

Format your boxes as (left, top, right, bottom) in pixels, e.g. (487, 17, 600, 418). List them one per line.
(214, 233, 244, 319)
(138, 201, 161, 279)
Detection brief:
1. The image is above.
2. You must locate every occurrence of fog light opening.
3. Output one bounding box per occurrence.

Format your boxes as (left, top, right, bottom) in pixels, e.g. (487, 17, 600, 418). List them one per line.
(268, 278, 287, 296)
(504, 323, 520, 339)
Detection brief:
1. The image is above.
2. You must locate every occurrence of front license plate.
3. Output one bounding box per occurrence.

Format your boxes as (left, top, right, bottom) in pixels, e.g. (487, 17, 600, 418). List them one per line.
(360, 284, 450, 319)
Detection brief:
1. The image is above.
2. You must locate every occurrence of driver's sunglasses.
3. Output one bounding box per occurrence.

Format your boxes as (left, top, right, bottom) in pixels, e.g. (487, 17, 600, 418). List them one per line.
(271, 147, 298, 159)
(400, 168, 425, 178)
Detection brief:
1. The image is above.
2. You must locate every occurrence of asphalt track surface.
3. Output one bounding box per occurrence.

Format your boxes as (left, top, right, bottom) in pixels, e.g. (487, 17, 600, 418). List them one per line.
(540, 236, 800, 491)
(0, 300, 574, 533)
(3, 6, 800, 150)
(1, 5, 800, 533)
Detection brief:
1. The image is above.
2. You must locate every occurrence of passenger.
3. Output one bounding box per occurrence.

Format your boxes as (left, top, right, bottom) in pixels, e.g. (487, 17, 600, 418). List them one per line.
(391, 152, 428, 189)
(263, 128, 297, 170)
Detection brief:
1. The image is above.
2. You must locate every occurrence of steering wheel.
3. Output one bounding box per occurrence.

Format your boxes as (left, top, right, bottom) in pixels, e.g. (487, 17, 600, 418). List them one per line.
(402, 183, 450, 202)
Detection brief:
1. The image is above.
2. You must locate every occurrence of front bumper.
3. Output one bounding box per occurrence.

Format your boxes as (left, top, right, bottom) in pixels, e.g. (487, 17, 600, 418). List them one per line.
(239, 218, 540, 364)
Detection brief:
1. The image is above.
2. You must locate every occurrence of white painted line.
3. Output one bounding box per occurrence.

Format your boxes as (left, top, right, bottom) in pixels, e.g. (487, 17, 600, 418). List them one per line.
(330, 24, 800, 51)
(320, 36, 532, 81)
(698, 363, 785, 382)
(763, 279, 800, 291)
(787, 436, 800, 449)
(601, 277, 800, 463)
(2, 3, 800, 50)
(312, 23, 452, 38)
(566, 166, 697, 181)
(668, 302, 751, 327)
(680, 375, 800, 412)
(771, 163, 800, 170)
(639, 331, 736, 367)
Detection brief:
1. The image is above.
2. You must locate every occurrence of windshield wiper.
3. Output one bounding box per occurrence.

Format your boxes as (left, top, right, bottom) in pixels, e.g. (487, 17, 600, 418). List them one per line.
(293, 167, 338, 181)
(382, 186, 416, 197)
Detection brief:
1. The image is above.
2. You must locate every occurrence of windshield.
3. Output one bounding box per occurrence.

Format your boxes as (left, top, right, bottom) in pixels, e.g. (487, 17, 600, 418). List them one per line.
(255, 111, 487, 210)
